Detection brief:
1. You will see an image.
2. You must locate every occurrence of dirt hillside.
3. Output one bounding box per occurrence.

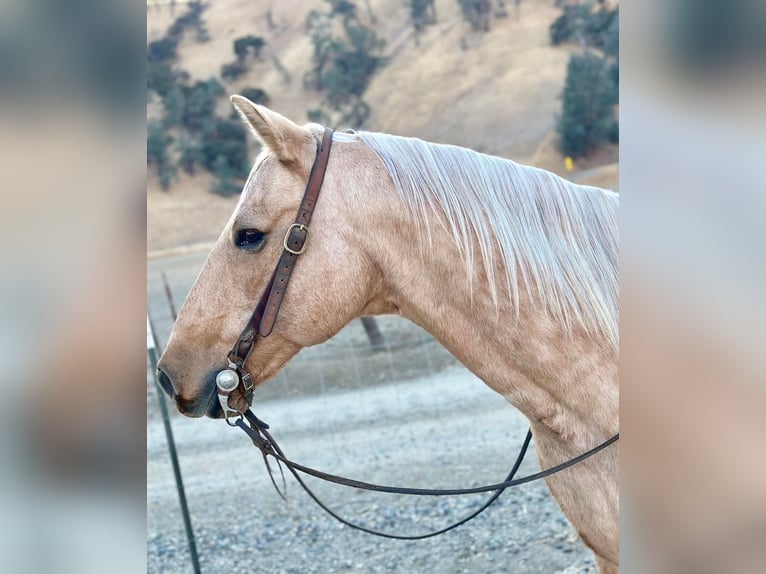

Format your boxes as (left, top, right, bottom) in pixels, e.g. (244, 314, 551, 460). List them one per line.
(147, 0, 618, 252)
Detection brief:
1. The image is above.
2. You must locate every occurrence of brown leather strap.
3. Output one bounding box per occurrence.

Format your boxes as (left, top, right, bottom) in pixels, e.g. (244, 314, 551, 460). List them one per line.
(235, 409, 618, 540)
(228, 127, 334, 366)
(240, 410, 618, 496)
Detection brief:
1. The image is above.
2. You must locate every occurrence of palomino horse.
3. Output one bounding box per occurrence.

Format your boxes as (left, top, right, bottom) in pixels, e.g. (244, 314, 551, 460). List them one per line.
(158, 97, 619, 572)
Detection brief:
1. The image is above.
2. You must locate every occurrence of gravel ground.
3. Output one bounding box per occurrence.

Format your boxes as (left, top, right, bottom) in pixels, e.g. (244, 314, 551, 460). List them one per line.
(148, 367, 595, 574)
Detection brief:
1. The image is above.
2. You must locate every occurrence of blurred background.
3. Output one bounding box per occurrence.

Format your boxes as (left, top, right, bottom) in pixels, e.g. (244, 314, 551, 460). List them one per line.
(0, 0, 762, 572)
(146, 0, 618, 251)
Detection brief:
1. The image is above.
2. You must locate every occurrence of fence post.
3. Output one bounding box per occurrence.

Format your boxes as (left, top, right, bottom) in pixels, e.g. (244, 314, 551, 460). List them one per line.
(360, 317, 386, 351)
(147, 314, 202, 574)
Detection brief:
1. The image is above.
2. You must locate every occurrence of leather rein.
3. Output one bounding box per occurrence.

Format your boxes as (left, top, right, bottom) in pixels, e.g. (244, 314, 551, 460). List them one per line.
(213, 126, 620, 539)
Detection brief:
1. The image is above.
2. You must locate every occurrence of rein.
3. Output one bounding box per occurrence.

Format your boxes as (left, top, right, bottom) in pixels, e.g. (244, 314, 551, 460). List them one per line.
(235, 410, 618, 539)
(214, 126, 620, 539)
(236, 410, 534, 540)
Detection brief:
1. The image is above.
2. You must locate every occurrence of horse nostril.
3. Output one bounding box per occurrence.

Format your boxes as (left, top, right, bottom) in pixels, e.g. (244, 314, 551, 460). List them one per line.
(157, 368, 176, 399)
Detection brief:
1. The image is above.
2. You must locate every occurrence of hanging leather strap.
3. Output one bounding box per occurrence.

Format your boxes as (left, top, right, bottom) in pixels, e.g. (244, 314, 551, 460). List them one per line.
(236, 409, 618, 539)
(229, 127, 334, 367)
(240, 410, 618, 496)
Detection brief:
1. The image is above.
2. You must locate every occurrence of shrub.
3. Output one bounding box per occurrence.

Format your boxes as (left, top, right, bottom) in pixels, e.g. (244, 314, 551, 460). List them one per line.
(239, 87, 270, 106)
(147, 121, 176, 190)
(557, 52, 617, 159)
(200, 118, 249, 176)
(181, 78, 223, 131)
(457, 0, 492, 32)
(221, 61, 246, 81)
(147, 37, 178, 63)
(233, 35, 266, 62)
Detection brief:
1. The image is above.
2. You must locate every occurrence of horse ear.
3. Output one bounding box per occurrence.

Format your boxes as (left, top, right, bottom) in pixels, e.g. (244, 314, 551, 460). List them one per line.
(230, 96, 311, 162)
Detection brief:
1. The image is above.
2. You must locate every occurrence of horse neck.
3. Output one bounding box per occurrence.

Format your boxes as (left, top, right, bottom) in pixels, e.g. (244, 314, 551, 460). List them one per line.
(353, 178, 618, 444)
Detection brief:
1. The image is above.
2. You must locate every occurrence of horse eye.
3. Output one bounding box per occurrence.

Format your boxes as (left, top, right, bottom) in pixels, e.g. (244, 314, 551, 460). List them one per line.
(235, 229, 266, 251)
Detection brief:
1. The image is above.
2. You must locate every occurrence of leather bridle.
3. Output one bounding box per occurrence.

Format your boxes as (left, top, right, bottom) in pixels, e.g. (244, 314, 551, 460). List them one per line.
(215, 126, 334, 420)
(212, 125, 619, 539)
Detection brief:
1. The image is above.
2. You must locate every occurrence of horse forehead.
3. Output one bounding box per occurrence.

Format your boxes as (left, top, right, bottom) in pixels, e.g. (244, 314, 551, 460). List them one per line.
(235, 155, 290, 214)
(245, 151, 276, 193)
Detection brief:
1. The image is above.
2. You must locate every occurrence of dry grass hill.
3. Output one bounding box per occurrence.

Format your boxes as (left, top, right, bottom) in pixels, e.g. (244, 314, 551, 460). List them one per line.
(147, 0, 618, 252)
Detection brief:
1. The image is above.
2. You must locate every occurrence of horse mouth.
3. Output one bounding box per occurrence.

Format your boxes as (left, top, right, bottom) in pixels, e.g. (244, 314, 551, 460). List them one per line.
(204, 393, 224, 418)
(172, 370, 225, 418)
(174, 391, 222, 418)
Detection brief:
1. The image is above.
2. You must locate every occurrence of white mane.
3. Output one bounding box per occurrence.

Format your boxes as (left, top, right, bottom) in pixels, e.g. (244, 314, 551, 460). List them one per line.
(353, 131, 619, 350)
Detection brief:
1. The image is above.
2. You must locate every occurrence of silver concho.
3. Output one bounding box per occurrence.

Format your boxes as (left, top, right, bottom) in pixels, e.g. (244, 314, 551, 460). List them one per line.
(216, 369, 241, 423)
(216, 369, 240, 393)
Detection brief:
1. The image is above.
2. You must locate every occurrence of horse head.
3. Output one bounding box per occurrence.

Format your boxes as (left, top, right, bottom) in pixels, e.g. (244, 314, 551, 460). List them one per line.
(157, 98, 395, 417)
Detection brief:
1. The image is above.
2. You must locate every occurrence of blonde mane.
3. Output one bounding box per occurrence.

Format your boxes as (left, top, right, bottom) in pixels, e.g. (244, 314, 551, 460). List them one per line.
(351, 131, 619, 350)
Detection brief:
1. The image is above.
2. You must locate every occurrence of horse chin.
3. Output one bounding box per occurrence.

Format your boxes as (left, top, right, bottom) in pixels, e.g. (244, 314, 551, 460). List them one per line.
(205, 397, 225, 419)
(175, 396, 210, 418)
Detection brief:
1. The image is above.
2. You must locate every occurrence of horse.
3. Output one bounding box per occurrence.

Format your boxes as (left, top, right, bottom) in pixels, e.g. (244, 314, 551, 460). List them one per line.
(157, 97, 619, 572)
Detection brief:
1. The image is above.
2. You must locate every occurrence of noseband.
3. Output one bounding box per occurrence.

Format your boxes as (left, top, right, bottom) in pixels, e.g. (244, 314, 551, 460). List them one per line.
(216, 126, 334, 421)
(212, 125, 619, 539)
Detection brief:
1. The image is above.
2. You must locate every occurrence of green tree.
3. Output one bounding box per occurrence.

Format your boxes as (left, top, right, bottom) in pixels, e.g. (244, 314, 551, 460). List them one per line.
(145, 1, 254, 193)
(167, 1, 208, 41)
(147, 121, 165, 166)
(147, 37, 178, 63)
(307, 108, 333, 125)
(147, 121, 176, 190)
(239, 87, 270, 105)
(233, 35, 266, 62)
(304, 9, 335, 90)
(304, 0, 384, 126)
(176, 132, 204, 175)
(327, 0, 358, 25)
(146, 1, 211, 96)
(211, 154, 243, 196)
(182, 78, 222, 131)
(495, 0, 509, 20)
(550, 2, 618, 49)
(550, 4, 590, 45)
(601, 11, 619, 59)
(221, 61, 246, 81)
(557, 52, 617, 159)
(321, 23, 384, 108)
(457, 0, 492, 32)
(200, 118, 249, 176)
(339, 97, 371, 127)
(161, 85, 185, 127)
(147, 61, 177, 97)
(583, 3, 617, 49)
(410, 0, 436, 32)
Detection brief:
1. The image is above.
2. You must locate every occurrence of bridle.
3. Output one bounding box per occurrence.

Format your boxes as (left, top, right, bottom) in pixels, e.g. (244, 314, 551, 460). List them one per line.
(214, 126, 335, 419)
(212, 126, 619, 539)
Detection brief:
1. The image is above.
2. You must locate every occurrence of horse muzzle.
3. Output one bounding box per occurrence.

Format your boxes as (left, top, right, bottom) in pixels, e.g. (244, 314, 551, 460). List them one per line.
(156, 365, 223, 418)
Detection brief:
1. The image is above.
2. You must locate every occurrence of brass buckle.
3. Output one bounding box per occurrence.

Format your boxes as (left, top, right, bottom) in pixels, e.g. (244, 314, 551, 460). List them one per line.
(283, 223, 308, 255)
